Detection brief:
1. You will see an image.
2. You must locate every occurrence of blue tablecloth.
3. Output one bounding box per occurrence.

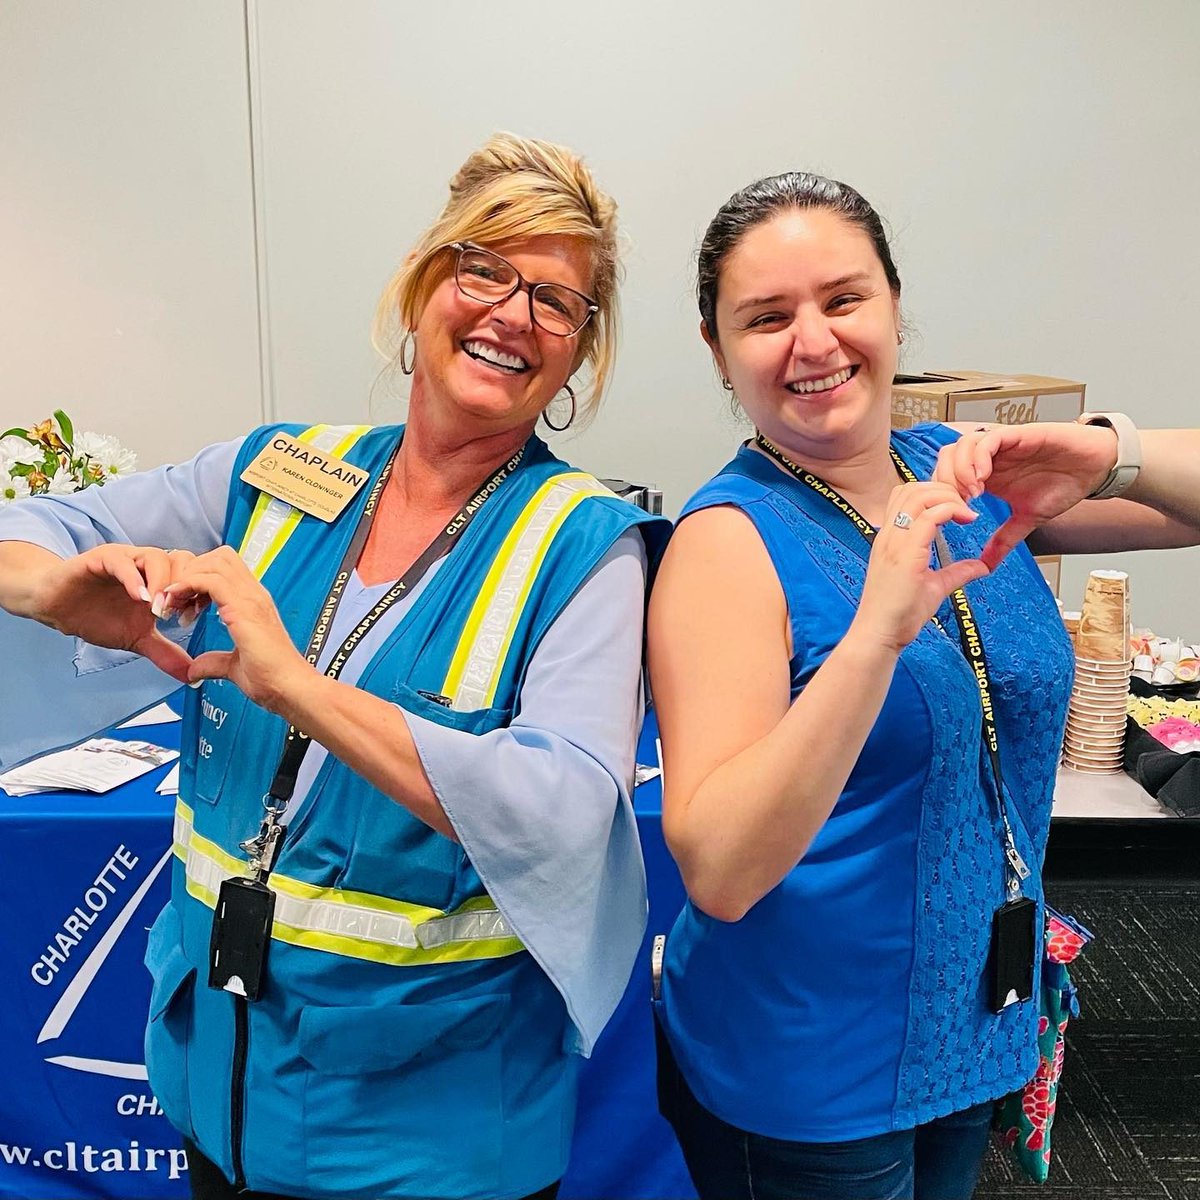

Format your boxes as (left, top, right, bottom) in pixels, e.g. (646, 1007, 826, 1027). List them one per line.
(0, 699, 694, 1200)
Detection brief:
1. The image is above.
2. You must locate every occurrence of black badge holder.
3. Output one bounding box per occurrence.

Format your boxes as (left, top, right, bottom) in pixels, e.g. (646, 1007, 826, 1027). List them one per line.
(209, 877, 276, 1001)
(208, 808, 285, 1001)
(990, 894, 1036, 1012)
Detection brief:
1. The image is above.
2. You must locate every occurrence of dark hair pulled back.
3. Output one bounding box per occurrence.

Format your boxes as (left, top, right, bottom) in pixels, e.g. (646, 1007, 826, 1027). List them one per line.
(697, 172, 901, 340)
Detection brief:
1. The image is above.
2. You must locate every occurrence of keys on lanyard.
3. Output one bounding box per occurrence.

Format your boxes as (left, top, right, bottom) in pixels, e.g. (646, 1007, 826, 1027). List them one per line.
(240, 797, 289, 883)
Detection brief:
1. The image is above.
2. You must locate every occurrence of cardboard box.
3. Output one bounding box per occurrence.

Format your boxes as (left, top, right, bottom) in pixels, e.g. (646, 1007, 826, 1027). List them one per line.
(891, 369, 1085, 429)
(891, 370, 1086, 595)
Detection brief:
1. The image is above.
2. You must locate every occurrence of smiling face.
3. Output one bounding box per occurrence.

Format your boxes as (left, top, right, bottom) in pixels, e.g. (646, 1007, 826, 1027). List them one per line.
(411, 234, 595, 440)
(705, 208, 901, 464)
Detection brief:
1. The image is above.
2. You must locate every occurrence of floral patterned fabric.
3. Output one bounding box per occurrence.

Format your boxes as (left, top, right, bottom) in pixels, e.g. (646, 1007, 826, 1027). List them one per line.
(998, 908, 1093, 1181)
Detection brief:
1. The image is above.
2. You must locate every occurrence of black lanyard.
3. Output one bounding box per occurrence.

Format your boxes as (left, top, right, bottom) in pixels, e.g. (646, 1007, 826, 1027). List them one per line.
(754, 433, 1029, 895)
(240, 443, 525, 878)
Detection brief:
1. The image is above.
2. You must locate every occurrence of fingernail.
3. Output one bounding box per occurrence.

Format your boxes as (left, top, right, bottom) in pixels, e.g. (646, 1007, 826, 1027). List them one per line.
(150, 593, 166, 618)
(139, 586, 151, 603)
(188, 680, 203, 690)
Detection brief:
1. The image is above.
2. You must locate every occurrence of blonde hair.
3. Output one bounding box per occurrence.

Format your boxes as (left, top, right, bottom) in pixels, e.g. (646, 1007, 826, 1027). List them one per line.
(373, 132, 620, 423)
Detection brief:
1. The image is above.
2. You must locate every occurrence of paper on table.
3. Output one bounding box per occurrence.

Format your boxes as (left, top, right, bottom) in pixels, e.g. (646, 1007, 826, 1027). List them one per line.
(156, 763, 180, 795)
(0, 738, 179, 796)
(117, 701, 181, 729)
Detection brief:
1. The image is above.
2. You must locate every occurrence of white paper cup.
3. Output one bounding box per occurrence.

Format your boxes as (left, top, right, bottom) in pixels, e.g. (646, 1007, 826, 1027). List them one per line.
(1070, 691, 1123, 705)
(1074, 662, 1132, 678)
(1074, 686, 1130, 698)
(1065, 715, 1126, 736)
(1062, 740, 1123, 758)
(1061, 757, 1123, 775)
(1073, 675, 1131, 693)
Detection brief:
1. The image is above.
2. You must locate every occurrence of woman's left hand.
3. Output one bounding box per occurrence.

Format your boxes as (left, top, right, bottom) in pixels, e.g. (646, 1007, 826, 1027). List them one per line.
(933, 421, 1117, 569)
(163, 545, 312, 710)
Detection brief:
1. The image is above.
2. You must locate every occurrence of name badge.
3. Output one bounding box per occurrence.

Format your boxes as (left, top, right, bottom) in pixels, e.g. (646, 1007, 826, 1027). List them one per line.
(239, 433, 369, 522)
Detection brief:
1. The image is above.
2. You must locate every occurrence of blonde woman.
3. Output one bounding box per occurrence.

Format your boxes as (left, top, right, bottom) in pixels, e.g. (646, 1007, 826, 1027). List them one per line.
(0, 134, 667, 1200)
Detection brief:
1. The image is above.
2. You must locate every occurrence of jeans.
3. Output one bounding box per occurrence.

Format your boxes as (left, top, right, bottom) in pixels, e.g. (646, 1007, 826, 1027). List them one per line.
(658, 1028, 993, 1200)
(186, 1140, 561, 1200)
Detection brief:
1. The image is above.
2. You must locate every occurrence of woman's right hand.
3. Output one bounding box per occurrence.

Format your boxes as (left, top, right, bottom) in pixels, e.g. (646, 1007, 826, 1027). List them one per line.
(851, 481, 989, 654)
(34, 544, 197, 682)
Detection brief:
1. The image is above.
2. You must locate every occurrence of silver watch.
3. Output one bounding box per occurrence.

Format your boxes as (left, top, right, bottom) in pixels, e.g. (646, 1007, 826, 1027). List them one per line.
(1076, 411, 1142, 499)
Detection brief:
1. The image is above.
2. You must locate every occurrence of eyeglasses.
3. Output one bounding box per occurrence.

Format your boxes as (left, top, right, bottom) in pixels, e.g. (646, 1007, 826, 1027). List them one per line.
(447, 242, 598, 337)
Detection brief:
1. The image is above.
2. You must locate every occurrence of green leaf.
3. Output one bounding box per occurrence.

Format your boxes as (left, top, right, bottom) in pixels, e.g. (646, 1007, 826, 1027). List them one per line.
(54, 409, 74, 447)
(1, 427, 31, 441)
(9, 462, 34, 477)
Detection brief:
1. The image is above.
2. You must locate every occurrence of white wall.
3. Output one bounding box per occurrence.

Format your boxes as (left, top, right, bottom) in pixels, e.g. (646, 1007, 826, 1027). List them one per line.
(5, 0, 1198, 631)
(1, 0, 262, 464)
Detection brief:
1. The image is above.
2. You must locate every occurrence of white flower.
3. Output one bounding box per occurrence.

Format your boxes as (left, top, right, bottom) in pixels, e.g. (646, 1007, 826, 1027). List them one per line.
(0, 471, 32, 505)
(74, 430, 117, 460)
(0, 435, 43, 469)
(104, 445, 137, 477)
(76, 430, 136, 477)
(46, 466, 79, 495)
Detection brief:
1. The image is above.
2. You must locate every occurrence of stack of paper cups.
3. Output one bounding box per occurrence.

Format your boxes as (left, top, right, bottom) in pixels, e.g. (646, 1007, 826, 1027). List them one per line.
(1062, 571, 1131, 775)
(1062, 611, 1081, 649)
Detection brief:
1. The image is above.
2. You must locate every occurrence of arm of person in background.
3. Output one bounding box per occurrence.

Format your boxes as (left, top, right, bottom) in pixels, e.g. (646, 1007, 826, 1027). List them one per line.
(0, 439, 242, 680)
(647, 482, 986, 924)
(170, 532, 648, 842)
(939, 422, 1200, 561)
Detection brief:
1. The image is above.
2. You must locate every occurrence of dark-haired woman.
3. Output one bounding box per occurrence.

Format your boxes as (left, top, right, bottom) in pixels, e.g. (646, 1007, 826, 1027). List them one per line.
(648, 172, 1200, 1199)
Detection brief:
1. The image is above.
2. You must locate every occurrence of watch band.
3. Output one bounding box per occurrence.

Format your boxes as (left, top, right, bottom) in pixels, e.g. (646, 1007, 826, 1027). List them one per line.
(1076, 411, 1142, 500)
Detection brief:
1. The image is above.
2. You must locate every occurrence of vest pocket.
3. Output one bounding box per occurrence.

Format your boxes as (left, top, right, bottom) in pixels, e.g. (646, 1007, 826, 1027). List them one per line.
(143, 907, 197, 1140)
(391, 681, 508, 735)
(297, 994, 507, 1195)
(189, 679, 249, 807)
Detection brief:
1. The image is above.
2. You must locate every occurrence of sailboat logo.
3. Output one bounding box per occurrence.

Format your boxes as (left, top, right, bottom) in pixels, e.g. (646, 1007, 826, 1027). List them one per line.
(36, 848, 173, 1079)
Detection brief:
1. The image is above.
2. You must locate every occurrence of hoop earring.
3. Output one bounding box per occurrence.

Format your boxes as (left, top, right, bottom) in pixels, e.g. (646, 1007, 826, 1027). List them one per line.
(399, 333, 415, 376)
(542, 383, 576, 432)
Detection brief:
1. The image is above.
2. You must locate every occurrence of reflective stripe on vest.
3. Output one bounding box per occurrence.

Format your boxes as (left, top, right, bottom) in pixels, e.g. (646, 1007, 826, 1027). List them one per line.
(441, 472, 614, 711)
(173, 802, 525, 966)
(238, 424, 372, 579)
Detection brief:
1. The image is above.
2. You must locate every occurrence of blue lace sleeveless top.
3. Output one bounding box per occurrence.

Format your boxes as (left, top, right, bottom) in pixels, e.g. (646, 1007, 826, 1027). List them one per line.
(660, 423, 1074, 1139)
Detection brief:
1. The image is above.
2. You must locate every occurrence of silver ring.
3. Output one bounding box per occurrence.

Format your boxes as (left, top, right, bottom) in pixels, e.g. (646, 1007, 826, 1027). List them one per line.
(893, 512, 913, 529)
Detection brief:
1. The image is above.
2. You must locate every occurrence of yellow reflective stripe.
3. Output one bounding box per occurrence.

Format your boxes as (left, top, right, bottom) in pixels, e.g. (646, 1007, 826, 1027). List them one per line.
(478, 485, 603, 707)
(328, 424, 371, 459)
(441, 473, 612, 710)
(269, 920, 524, 967)
(173, 803, 523, 966)
(251, 509, 304, 581)
(184, 825, 250, 910)
(269, 871, 442, 925)
(237, 423, 373, 579)
(237, 423, 325, 568)
(171, 799, 193, 862)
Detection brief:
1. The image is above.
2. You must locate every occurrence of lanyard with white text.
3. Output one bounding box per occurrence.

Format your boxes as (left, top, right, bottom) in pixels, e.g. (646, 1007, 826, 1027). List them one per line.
(241, 444, 526, 877)
(754, 433, 1030, 895)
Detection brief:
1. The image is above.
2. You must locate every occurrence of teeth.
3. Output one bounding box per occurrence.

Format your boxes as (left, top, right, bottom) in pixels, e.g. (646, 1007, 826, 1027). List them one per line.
(789, 367, 852, 394)
(464, 340, 528, 372)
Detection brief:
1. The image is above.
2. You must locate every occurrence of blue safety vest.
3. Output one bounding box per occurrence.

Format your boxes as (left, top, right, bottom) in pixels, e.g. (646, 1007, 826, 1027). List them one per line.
(144, 422, 664, 1200)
